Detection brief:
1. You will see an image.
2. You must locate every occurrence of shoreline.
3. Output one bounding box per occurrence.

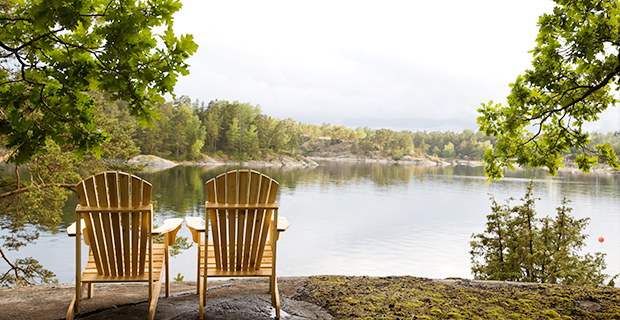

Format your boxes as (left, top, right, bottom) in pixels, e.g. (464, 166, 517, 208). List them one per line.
(128, 154, 486, 170)
(2, 276, 619, 319)
(128, 154, 619, 175)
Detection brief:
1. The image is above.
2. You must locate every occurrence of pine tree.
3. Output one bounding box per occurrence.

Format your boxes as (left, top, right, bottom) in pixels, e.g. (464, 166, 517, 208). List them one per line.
(470, 181, 607, 286)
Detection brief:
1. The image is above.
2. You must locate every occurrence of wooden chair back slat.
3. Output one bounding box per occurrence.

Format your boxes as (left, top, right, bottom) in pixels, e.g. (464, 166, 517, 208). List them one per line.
(95, 173, 117, 277)
(131, 212, 140, 275)
(236, 170, 249, 270)
(107, 172, 119, 207)
(139, 211, 149, 274)
(133, 176, 148, 275)
(243, 171, 261, 270)
(119, 173, 131, 275)
(76, 172, 152, 278)
(106, 172, 124, 276)
(256, 178, 278, 270)
(215, 174, 228, 270)
(206, 179, 220, 269)
(252, 175, 273, 270)
(83, 176, 111, 276)
(206, 170, 279, 272)
(142, 182, 152, 205)
(248, 175, 267, 269)
(76, 182, 103, 274)
(84, 176, 98, 206)
(131, 176, 141, 275)
(140, 180, 152, 276)
(119, 173, 130, 207)
(131, 175, 142, 205)
(226, 171, 237, 271)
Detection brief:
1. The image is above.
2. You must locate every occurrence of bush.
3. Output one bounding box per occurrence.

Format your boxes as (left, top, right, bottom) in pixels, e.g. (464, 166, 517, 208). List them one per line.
(470, 180, 607, 286)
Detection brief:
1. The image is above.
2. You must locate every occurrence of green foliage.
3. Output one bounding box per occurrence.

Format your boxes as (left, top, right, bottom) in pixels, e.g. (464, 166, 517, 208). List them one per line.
(0, 0, 197, 288)
(443, 142, 456, 158)
(133, 100, 206, 160)
(0, 0, 197, 165)
(226, 118, 240, 155)
(0, 140, 77, 251)
(130, 96, 503, 161)
(477, 0, 620, 179)
(153, 227, 192, 257)
(0, 94, 150, 287)
(242, 125, 260, 159)
(174, 273, 184, 282)
(470, 181, 607, 286)
(0, 256, 58, 287)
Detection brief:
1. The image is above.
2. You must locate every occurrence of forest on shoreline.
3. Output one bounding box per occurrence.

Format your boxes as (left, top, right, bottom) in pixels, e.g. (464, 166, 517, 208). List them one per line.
(97, 94, 620, 165)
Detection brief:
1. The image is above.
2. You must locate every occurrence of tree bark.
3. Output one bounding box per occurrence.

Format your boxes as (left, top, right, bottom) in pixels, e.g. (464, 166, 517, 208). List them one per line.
(0, 183, 76, 201)
(0, 150, 13, 163)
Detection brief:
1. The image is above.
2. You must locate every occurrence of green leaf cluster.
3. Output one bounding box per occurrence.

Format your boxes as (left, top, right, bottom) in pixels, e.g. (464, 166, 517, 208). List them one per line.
(0, 0, 197, 165)
(470, 181, 607, 286)
(478, 0, 620, 179)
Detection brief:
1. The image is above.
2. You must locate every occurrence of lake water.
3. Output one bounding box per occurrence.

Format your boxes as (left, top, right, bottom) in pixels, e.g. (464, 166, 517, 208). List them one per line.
(5, 161, 620, 285)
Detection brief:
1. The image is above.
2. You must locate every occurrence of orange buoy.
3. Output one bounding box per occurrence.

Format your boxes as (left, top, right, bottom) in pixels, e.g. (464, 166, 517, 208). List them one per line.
(598, 236, 605, 243)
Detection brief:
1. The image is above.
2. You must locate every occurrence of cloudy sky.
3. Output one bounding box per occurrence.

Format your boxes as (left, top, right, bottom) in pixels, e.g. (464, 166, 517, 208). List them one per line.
(170, 0, 620, 133)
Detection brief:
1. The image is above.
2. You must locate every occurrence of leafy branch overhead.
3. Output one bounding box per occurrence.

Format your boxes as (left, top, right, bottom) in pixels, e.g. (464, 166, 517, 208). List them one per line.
(478, 0, 620, 179)
(0, 0, 198, 165)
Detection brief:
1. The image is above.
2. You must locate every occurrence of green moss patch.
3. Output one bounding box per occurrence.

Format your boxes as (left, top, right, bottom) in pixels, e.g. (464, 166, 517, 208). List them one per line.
(300, 275, 620, 319)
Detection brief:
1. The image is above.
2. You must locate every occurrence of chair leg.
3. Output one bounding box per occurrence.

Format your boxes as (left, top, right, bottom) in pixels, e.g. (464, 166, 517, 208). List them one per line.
(67, 282, 86, 320)
(149, 274, 165, 320)
(66, 291, 78, 320)
(197, 241, 202, 294)
(271, 276, 280, 319)
(199, 274, 204, 320)
(165, 248, 170, 298)
(204, 274, 208, 306)
(87, 283, 93, 299)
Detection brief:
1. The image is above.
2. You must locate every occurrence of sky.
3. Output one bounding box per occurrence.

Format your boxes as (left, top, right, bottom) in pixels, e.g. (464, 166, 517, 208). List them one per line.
(170, 0, 620, 133)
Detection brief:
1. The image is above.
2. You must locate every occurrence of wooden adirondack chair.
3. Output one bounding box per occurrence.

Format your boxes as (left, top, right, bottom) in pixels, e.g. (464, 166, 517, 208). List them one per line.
(185, 170, 290, 319)
(66, 171, 183, 320)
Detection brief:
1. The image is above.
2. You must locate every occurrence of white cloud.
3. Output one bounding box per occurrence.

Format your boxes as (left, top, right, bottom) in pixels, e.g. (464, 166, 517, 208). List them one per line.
(168, 0, 620, 133)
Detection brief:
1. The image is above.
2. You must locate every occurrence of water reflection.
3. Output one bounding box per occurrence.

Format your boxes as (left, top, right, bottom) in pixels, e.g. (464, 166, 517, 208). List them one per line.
(12, 161, 620, 284)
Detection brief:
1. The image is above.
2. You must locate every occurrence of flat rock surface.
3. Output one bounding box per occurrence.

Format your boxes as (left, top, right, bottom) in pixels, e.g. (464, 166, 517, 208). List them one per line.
(0, 277, 332, 320)
(128, 155, 178, 172)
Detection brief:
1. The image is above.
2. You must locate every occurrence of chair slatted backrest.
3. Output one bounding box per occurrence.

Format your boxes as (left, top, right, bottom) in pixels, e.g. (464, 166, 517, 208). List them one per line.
(206, 170, 279, 271)
(75, 171, 152, 277)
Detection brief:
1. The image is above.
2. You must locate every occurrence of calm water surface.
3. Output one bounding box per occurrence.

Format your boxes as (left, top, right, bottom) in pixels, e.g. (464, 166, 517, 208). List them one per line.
(6, 161, 620, 284)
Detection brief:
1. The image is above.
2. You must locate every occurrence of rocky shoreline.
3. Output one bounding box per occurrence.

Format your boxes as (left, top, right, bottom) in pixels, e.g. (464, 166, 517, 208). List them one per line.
(180, 155, 320, 168)
(128, 154, 486, 171)
(307, 155, 484, 167)
(127, 154, 618, 175)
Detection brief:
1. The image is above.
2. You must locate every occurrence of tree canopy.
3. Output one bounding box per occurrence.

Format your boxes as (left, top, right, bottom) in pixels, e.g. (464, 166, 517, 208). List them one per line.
(0, 0, 196, 287)
(0, 0, 198, 164)
(478, 0, 620, 179)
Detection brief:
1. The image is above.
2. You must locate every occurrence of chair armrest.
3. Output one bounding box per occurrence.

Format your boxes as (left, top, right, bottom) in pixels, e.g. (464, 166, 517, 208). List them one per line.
(66, 220, 86, 237)
(277, 216, 290, 232)
(152, 218, 183, 235)
(185, 217, 205, 244)
(153, 218, 183, 245)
